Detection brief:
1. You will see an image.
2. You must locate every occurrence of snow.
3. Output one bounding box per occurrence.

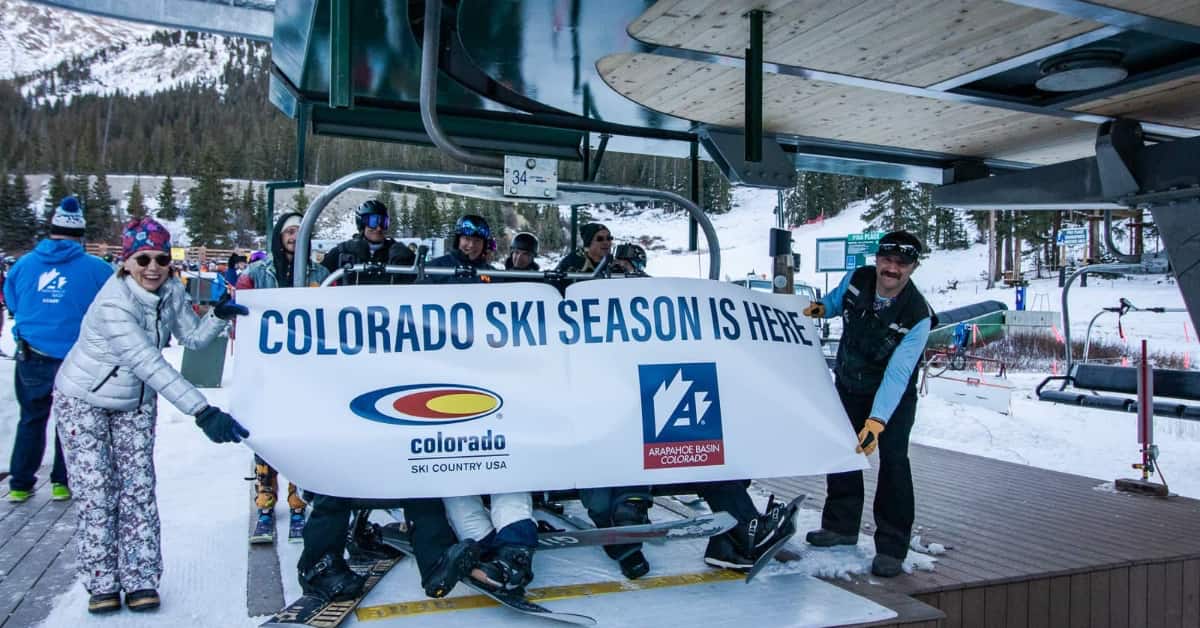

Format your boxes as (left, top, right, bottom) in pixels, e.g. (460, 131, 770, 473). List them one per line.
(1, 187, 1196, 626)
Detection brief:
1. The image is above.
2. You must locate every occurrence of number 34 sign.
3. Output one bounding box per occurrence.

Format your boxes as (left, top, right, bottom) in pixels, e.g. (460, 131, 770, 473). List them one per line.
(504, 156, 558, 199)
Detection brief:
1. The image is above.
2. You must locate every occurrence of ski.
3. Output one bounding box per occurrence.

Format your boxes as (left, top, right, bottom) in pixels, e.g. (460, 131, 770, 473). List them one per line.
(260, 556, 402, 627)
(380, 511, 735, 555)
(744, 494, 806, 583)
(250, 509, 276, 544)
(461, 580, 597, 626)
(288, 509, 306, 543)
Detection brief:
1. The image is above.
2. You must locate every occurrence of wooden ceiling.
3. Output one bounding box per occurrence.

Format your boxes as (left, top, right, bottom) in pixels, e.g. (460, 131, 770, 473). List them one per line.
(1090, 0, 1200, 26)
(599, 53, 1099, 164)
(604, 0, 1200, 166)
(628, 0, 1100, 88)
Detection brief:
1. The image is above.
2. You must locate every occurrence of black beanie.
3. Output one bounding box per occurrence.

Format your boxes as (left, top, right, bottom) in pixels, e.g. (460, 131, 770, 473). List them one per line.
(580, 223, 608, 247)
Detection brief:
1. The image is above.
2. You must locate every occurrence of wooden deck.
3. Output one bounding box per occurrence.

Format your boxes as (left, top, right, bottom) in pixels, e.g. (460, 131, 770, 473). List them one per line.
(759, 444, 1200, 628)
(3, 443, 1199, 627)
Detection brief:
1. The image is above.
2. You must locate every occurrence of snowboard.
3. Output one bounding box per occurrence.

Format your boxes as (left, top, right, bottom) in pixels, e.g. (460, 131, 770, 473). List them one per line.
(260, 556, 402, 627)
(744, 494, 806, 584)
(250, 510, 276, 544)
(461, 580, 597, 626)
(289, 509, 306, 543)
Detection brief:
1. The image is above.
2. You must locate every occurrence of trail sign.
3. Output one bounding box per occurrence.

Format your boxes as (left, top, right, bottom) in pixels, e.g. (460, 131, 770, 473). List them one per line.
(846, 231, 883, 256)
(1057, 227, 1088, 247)
(816, 238, 848, 272)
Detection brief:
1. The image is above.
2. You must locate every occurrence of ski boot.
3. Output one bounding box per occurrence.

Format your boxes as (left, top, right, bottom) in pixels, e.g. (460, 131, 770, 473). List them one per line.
(804, 528, 858, 547)
(346, 510, 403, 562)
(871, 553, 904, 577)
(299, 553, 366, 602)
(422, 539, 481, 598)
(704, 497, 797, 570)
(603, 497, 651, 579)
(472, 544, 536, 595)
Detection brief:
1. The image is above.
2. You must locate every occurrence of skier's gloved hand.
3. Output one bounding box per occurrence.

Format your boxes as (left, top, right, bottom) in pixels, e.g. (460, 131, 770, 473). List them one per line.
(803, 302, 826, 318)
(855, 418, 885, 455)
(212, 293, 249, 320)
(195, 405, 250, 444)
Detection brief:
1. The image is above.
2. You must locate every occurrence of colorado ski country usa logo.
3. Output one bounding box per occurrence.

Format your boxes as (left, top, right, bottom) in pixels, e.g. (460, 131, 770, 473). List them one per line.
(349, 383, 503, 426)
(639, 362, 724, 469)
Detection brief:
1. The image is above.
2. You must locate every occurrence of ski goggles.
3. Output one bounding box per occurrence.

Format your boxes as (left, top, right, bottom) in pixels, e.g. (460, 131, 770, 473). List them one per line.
(361, 214, 390, 230)
(457, 218, 492, 240)
(876, 242, 919, 264)
(133, 253, 173, 268)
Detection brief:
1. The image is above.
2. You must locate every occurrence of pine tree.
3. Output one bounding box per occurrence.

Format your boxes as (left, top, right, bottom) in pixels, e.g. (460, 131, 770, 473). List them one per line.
(291, 187, 310, 214)
(232, 183, 257, 246)
(374, 187, 398, 237)
(412, 189, 441, 238)
(6, 174, 37, 252)
(72, 174, 93, 225)
(45, 171, 71, 220)
(187, 152, 230, 246)
(397, 193, 413, 237)
(156, 175, 179, 220)
(88, 173, 117, 242)
(127, 178, 147, 219)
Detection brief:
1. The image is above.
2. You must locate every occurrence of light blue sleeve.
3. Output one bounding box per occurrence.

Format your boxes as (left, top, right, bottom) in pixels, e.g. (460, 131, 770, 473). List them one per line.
(819, 271, 854, 318)
(3, 264, 20, 317)
(869, 316, 932, 423)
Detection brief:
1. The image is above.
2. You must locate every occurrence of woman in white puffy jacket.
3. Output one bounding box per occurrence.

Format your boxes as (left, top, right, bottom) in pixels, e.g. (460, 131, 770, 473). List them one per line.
(53, 218, 249, 615)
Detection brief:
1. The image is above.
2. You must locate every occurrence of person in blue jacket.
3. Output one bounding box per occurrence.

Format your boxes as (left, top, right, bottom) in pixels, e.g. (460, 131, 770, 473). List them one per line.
(3, 196, 113, 503)
(801, 230, 936, 578)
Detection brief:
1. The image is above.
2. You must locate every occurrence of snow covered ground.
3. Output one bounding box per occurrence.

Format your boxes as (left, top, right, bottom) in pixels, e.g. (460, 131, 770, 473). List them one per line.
(1, 188, 1196, 626)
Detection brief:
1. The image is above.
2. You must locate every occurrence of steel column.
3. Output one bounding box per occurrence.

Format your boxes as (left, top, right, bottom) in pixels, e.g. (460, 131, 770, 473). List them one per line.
(329, 0, 352, 109)
(689, 140, 700, 252)
(1151, 202, 1200, 340)
(744, 10, 764, 163)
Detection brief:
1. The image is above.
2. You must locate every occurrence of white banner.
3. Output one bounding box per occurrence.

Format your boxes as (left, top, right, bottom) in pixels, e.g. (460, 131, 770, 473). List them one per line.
(231, 278, 866, 498)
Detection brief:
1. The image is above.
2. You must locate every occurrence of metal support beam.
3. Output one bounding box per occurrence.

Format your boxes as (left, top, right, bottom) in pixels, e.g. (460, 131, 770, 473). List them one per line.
(744, 10, 765, 163)
(295, 105, 309, 183)
(1094, 119, 1141, 199)
(1152, 202, 1200, 339)
(588, 134, 610, 181)
(933, 133, 1200, 210)
(689, 140, 700, 252)
(1001, 0, 1200, 45)
(329, 0, 352, 109)
(927, 26, 1124, 91)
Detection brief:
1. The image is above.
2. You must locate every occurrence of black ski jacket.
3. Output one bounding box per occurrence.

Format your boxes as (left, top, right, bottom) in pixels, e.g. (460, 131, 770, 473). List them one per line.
(834, 266, 936, 397)
(320, 235, 416, 285)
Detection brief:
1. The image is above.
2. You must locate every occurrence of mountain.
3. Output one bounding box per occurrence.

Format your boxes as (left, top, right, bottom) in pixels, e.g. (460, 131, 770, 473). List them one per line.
(0, 0, 263, 103)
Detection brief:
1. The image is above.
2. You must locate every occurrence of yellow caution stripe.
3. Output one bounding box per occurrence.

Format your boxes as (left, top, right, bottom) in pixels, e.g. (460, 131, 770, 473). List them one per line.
(356, 569, 744, 621)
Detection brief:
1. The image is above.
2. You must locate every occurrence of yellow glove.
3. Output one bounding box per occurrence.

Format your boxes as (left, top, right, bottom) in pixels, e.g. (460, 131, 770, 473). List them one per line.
(856, 418, 885, 455)
(803, 302, 826, 318)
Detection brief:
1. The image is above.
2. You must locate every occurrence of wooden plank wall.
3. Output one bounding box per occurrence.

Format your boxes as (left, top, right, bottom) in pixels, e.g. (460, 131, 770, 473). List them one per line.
(907, 560, 1200, 628)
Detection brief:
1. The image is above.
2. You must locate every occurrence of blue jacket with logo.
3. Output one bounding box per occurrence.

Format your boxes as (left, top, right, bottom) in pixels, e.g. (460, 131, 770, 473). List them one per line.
(3, 239, 113, 358)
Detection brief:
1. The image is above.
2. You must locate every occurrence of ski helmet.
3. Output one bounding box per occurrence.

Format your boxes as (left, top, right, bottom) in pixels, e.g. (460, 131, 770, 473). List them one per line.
(355, 199, 390, 231)
(453, 214, 491, 241)
(511, 232, 539, 255)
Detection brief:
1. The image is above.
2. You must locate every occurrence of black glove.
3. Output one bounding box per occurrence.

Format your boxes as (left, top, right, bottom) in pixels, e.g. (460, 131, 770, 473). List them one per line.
(195, 405, 250, 444)
(213, 292, 249, 320)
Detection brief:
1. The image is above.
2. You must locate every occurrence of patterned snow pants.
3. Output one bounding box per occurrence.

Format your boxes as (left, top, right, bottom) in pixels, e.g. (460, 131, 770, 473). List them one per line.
(54, 392, 161, 594)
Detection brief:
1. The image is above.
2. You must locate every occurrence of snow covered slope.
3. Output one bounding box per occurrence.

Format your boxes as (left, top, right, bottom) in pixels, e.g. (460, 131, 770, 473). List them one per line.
(1, 0, 264, 102)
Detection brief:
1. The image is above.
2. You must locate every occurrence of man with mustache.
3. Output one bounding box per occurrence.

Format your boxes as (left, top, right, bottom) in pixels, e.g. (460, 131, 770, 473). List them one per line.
(800, 230, 935, 578)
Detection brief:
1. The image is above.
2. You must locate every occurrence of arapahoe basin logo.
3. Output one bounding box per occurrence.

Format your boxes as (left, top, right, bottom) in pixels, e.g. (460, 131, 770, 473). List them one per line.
(349, 384, 504, 426)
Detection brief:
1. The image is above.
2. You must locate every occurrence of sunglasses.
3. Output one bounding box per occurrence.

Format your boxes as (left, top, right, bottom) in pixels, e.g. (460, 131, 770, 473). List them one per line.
(877, 242, 919, 263)
(134, 254, 172, 268)
(362, 214, 390, 230)
(459, 219, 492, 240)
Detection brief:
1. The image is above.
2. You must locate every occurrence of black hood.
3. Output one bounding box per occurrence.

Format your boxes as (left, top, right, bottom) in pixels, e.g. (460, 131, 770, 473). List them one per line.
(271, 212, 303, 287)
